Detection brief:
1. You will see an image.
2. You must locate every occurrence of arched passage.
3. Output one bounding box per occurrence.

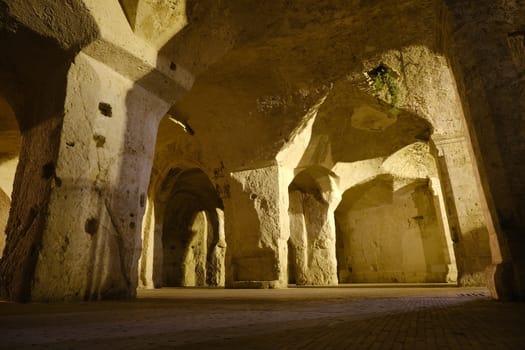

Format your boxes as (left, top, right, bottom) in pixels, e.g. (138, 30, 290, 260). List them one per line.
(335, 175, 453, 283)
(0, 188, 9, 256)
(288, 166, 339, 285)
(0, 96, 21, 257)
(154, 167, 225, 287)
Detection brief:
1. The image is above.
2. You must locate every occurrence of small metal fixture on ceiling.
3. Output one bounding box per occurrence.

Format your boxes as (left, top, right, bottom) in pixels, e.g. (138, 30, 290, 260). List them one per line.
(167, 114, 194, 135)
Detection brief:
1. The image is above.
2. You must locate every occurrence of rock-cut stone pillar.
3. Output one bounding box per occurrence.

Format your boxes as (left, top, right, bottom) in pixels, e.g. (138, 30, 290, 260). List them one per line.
(288, 184, 339, 286)
(432, 137, 492, 287)
(225, 163, 290, 288)
(0, 52, 170, 301)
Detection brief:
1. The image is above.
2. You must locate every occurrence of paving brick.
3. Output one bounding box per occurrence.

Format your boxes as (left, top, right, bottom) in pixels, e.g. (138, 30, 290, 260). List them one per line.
(1, 287, 525, 349)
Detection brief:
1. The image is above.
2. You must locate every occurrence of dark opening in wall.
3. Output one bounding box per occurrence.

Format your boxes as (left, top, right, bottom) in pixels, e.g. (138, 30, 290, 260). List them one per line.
(98, 102, 112, 117)
(42, 162, 55, 179)
(93, 134, 106, 148)
(366, 63, 400, 110)
(84, 217, 99, 235)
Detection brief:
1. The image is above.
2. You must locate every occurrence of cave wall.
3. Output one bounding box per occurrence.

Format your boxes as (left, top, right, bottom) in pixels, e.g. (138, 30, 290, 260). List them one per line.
(0, 0, 523, 301)
(336, 180, 451, 283)
(442, 0, 525, 299)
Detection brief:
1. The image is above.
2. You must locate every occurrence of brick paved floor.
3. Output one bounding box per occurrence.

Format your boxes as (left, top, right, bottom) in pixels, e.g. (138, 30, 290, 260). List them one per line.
(1, 286, 524, 349)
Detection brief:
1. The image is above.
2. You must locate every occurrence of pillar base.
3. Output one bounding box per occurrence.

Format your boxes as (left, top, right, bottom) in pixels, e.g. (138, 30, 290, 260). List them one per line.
(486, 262, 515, 300)
(230, 280, 287, 289)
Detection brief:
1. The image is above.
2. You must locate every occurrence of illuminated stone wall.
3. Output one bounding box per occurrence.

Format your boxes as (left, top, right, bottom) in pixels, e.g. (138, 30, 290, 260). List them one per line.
(0, 0, 522, 301)
(336, 179, 451, 283)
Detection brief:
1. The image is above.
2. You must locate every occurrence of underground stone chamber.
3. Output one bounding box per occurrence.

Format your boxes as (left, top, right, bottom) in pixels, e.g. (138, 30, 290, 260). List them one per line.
(0, 0, 523, 302)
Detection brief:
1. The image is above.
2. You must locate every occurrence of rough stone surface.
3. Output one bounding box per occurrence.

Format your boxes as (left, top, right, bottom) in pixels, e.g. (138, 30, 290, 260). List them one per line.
(0, 0, 524, 301)
(0, 97, 19, 161)
(154, 168, 224, 288)
(288, 191, 338, 285)
(0, 75, 68, 302)
(441, 0, 525, 299)
(119, 0, 187, 48)
(0, 189, 9, 256)
(31, 52, 169, 301)
(227, 165, 289, 287)
(336, 179, 451, 283)
(434, 138, 491, 286)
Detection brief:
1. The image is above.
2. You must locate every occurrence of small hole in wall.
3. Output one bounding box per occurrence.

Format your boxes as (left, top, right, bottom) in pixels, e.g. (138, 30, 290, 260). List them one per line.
(415, 129, 431, 141)
(250, 193, 258, 200)
(140, 193, 146, 207)
(170, 62, 177, 71)
(98, 102, 112, 117)
(93, 134, 106, 148)
(42, 162, 55, 179)
(84, 217, 99, 235)
(367, 64, 390, 79)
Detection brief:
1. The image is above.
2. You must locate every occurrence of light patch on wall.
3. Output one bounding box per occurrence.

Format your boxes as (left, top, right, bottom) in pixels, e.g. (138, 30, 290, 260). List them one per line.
(167, 114, 194, 135)
(351, 105, 396, 132)
(381, 142, 437, 180)
(118, 0, 188, 48)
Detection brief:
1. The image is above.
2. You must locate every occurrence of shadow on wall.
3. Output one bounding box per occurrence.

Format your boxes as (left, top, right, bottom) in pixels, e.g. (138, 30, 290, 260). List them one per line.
(0, 0, 100, 301)
(335, 175, 453, 283)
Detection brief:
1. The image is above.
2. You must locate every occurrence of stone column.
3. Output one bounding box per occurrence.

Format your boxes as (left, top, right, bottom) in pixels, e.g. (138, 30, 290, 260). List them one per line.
(0, 189, 9, 257)
(310, 198, 338, 286)
(429, 177, 458, 283)
(444, 0, 525, 300)
(285, 168, 340, 286)
(226, 163, 289, 288)
(0, 158, 18, 258)
(433, 137, 491, 286)
(209, 208, 227, 287)
(0, 52, 170, 301)
(288, 190, 309, 284)
(289, 190, 339, 286)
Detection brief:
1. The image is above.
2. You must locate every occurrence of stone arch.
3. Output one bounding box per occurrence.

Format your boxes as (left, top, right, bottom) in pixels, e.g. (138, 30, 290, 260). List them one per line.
(287, 166, 339, 285)
(334, 175, 453, 283)
(140, 165, 225, 288)
(0, 95, 20, 258)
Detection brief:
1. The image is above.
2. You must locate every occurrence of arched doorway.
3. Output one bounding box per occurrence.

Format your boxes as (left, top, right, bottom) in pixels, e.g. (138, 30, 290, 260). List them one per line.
(0, 96, 21, 257)
(0, 189, 9, 256)
(335, 175, 454, 283)
(287, 166, 339, 286)
(159, 168, 225, 287)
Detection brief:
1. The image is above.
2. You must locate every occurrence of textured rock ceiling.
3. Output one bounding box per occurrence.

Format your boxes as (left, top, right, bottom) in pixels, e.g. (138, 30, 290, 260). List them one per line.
(0, 0, 444, 172)
(160, 0, 440, 169)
